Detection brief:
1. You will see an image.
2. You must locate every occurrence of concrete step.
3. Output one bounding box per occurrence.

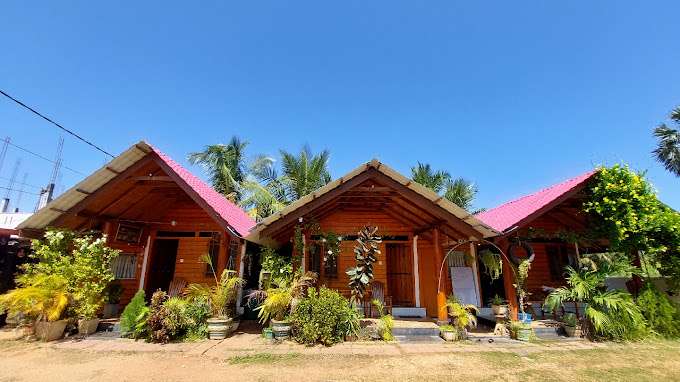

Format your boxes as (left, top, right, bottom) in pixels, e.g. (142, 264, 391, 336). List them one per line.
(392, 327, 441, 336)
(395, 335, 444, 343)
(392, 307, 427, 318)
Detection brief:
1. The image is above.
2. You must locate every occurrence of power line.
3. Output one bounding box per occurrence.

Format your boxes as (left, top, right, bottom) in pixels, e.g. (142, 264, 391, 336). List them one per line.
(6, 140, 85, 176)
(0, 88, 115, 158)
(0, 175, 41, 190)
(0, 185, 39, 196)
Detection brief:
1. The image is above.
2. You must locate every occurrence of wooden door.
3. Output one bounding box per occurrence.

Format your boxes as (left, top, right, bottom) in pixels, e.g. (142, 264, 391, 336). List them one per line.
(146, 239, 179, 296)
(386, 243, 414, 306)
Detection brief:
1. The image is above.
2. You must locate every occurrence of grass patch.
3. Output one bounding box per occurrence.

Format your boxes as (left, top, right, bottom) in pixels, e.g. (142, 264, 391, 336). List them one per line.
(227, 352, 302, 365)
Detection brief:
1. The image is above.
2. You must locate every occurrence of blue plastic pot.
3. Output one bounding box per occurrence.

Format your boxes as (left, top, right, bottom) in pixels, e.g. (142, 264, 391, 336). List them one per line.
(518, 313, 532, 323)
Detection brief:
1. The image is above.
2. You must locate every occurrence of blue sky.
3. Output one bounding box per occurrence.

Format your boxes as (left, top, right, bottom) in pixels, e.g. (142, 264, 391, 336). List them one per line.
(1, 1, 678, 213)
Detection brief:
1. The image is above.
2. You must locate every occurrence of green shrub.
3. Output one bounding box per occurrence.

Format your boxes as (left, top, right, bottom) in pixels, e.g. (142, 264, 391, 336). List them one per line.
(183, 298, 211, 340)
(637, 283, 680, 338)
(120, 290, 146, 336)
(291, 287, 358, 345)
(372, 299, 394, 341)
(163, 297, 190, 339)
(562, 313, 578, 327)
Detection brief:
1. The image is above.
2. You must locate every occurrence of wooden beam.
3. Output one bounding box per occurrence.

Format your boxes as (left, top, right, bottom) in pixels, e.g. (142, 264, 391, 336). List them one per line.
(105, 166, 121, 175)
(133, 176, 173, 182)
(75, 188, 92, 195)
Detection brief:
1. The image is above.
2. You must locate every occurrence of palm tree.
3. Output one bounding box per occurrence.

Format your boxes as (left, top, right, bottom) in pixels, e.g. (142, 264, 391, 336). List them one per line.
(653, 107, 680, 177)
(279, 146, 331, 201)
(411, 162, 450, 193)
(411, 162, 479, 211)
(444, 178, 478, 211)
(188, 136, 248, 201)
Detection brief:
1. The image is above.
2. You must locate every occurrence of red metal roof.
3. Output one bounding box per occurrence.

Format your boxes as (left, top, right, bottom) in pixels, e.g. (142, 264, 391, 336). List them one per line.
(475, 170, 597, 233)
(150, 145, 256, 237)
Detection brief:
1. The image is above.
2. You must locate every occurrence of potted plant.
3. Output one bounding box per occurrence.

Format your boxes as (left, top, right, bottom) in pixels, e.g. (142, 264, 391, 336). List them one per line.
(561, 313, 581, 337)
(103, 282, 123, 319)
(254, 271, 317, 340)
(509, 320, 533, 341)
(445, 295, 479, 341)
(186, 255, 243, 340)
(490, 294, 508, 316)
(439, 324, 458, 341)
(0, 274, 70, 342)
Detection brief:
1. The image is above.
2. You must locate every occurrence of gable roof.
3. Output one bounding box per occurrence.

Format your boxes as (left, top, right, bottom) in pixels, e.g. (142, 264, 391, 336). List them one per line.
(18, 141, 256, 237)
(247, 159, 499, 244)
(475, 170, 597, 233)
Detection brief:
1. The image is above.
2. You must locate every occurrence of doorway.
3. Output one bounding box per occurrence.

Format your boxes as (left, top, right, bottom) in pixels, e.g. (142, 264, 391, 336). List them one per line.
(386, 243, 414, 306)
(145, 239, 179, 296)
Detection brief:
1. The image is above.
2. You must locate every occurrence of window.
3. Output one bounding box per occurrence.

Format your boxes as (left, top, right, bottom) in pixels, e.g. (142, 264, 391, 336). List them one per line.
(112, 253, 137, 279)
(227, 237, 240, 271)
(546, 244, 574, 281)
(308, 242, 321, 275)
(206, 232, 221, 275)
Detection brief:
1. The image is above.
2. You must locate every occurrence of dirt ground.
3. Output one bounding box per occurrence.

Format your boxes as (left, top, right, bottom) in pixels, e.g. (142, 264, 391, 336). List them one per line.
(0, 329, 679, 382)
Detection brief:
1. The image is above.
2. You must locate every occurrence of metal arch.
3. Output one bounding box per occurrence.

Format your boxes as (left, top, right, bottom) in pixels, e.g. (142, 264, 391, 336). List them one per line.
(436, 238, 518, 295)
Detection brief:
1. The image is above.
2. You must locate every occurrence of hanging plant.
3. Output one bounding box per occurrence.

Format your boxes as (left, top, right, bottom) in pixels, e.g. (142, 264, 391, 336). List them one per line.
(292, 217, 320, 271)
(479, 249, 502, 281)
(320, 231, 342, 262)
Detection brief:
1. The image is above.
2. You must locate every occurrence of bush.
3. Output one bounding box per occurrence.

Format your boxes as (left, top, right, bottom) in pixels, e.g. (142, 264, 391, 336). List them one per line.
(120, 290, 146, 337)
(637, 283, 680, 338)
(147, 290, 170, 343)
(291, 287, 359, 345)
(183, 298, 211, 340)
(163, 297, 190, 339)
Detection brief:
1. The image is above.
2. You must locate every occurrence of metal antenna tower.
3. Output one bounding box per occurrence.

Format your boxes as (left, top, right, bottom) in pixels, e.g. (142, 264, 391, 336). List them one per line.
(49, 136, 64, 186)
(5, 158, 21, 199)
(0, 137, 10, 175)
(15, 172, 28, 212)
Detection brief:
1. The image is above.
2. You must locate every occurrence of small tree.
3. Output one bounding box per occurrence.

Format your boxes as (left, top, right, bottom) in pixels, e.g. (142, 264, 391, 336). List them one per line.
(346, 226, 382, 307)
(22, 229, 120, 319)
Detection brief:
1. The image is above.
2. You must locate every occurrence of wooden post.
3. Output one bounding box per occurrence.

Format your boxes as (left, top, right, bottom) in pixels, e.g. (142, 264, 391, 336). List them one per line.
(217, 232, 228, 274)
(412, 235, 421, 308)
(501, 239, 518, 320)
(236, 239, 247, 315)
(470, 241, 482, 307)
(434, 227, 448, 323)
(139, 230, 155, 291)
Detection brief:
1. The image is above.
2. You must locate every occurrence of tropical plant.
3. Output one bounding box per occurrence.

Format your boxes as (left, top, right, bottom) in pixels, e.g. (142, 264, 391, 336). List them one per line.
(584, 165, 680, 291)
(479, 249, 503, 281)
(163, 296, 190, 339)
(183, 297, 211, 340)
(652, 106, 680, 177)
(636, 283, 680, 338)
(188, 136, 249, 201)
(146, 290, 171, 344)
(446, 295, 479, 334)
(259, 247, 292, 283)
(240, 146, 331, 220)
(562, 312, 578, 327)
(544, 266, 648, 341)
(185, 255, 243, 318)
(0, 274, 69, 322)
(290, 287, 360, 345)
(489, 294, 506, 306)
(254, 271, 317, 323)
(411, 162, 479, 210)
(371, 299, 394, 341)
(514, 259, 532, 315)
(22, 230, 119, 319)
(120, 290, 147, 337)
(444, 178, 478, 211)
(508, 320, 532, 339)
(346, 226, 382, 306)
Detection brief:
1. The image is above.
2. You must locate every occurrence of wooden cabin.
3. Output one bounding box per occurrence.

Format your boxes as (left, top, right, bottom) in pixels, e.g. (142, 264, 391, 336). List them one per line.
(18, 141, 256, 306)
(247, 160, 498, 320)
(476, 170, 606, 318)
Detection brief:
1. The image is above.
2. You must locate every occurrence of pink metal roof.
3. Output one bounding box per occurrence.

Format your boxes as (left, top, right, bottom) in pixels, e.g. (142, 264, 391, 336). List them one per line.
(475, 170, 597, 233)
(150, 145, 256, 237)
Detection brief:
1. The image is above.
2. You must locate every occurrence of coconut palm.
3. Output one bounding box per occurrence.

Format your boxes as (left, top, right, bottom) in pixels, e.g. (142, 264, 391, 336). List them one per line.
(188, 136, 249, 201)
(543, 266, 647, 340)
(444, 178, 478, 210)
(411, 162, 450, 193)
(653, 107, 680, 177)
(279, 146, 331, 201)
(412, 162, 480, 211)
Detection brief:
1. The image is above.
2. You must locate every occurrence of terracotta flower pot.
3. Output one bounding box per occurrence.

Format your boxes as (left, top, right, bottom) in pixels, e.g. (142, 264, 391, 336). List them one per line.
(78, 318, 100, 335)
(207, 317, 233, 340)
(35, 320, 68, 342)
